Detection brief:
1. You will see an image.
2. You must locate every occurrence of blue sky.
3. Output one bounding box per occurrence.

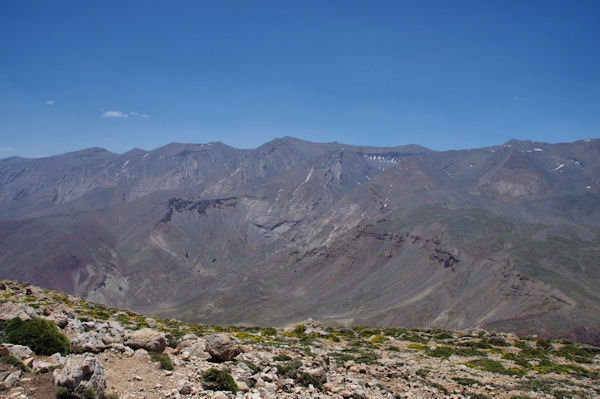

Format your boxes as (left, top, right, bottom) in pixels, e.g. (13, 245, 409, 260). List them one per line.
(1, 0, 599, 158)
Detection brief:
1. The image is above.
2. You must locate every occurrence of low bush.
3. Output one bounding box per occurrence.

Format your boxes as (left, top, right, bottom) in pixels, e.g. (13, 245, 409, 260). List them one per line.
(452, 377, 479, 386)
(55, 385, 97, 399)
(297, 372, 323, 391)
(202, 368, 239, 393)
(148, 352, 174, 370)
(426, 346, 454, 359)
(275, 359, 303, 379)
(1, 317, 70, 355)
(261, 327, 277, 336)
(463, 359, 521, 375)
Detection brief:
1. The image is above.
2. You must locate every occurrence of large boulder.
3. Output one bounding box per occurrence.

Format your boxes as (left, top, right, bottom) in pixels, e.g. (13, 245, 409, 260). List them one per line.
(205, 334, 240, 361)
(124, 328, 167, 353)
(53, 354, 106, 398)
(0, 302, 38, 321)
(71, 331, 107, 354)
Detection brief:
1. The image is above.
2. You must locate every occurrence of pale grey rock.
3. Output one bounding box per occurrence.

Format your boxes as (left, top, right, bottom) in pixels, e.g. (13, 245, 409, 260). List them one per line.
(0, 344, 34, 360)
(145, 317, 157, 328)
(53, 354, 106, 398)
(1, 370, 21, 388)
(33, 352, 64, 372)
(306, 366, 327, 383)
(132, 348, 149, 359)
(124, 328, 167, 353)
(232, 362, 255, 382)
(71, 331, 107, 353)
(178, 382, 192, 394)
(44, 311, 69, 328)
(0, 302, 38, 321)
(204, 334, 240, 361)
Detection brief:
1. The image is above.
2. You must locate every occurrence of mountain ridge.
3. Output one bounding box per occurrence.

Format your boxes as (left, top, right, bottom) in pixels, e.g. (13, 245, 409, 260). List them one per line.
(1, 137, 599, 345)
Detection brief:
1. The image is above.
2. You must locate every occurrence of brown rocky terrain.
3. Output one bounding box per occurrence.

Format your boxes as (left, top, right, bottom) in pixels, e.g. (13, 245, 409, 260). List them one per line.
(1, 281, 599, 399)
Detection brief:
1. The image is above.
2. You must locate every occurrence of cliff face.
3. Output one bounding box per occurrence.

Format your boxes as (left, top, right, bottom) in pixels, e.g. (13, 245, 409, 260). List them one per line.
(1, 137, 600, 344)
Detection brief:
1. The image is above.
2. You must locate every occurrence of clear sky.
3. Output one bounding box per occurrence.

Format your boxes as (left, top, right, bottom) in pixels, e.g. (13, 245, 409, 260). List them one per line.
(1, 0, 599, 158)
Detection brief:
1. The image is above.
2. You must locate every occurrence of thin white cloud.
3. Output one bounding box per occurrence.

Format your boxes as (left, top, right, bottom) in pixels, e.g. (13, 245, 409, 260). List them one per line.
(130, 111, 150, 118)
(102, 110, 129, 118)
(45, 100, 54, 105)
(0, 147, 15, 152)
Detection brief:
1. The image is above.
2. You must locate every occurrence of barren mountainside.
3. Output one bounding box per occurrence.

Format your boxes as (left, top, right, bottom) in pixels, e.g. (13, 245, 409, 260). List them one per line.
(1, 137, 599, 344)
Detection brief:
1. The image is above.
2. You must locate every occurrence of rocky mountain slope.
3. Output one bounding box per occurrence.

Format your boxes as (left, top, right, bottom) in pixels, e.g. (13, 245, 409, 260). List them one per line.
(0, 137, 599, 344)
(1, 280, 599, 399)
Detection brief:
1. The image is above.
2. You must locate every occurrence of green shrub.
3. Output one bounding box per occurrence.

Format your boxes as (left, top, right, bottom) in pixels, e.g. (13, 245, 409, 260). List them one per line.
(202, 368, 239, 393)
(56, 386, 77, 399)
(56, 385, 97, 399)
(454, 347, 486, 357)
(275, 359, 303, 379)
(355, 351, 377, 364)
(2, 317, 70, 355)
(261, 327, 277, 336)
(460, 340, 492, 349)
(452, 377, 479, 386)
(294, 324, 306, 334)
(148, 352, 174, 370)
(556, 345, 593, 361)
(464, 359, 517, 375)
(0, 355, 33, 372)
(241, 360, 259, 374)
(426, 346, 454, 359)
(434, 332, 453, 340)
(404, 334, 427, 343)
(76, 386, 97, 399)
(273, 354, 292, 362)
(297, 372, 323, 391)
(518, 347, 547, 360)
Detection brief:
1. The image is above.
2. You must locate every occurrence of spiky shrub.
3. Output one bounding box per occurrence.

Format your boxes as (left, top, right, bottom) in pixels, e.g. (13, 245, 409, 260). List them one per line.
(202, 368, 239, 393)
(2, 317, 70, 355)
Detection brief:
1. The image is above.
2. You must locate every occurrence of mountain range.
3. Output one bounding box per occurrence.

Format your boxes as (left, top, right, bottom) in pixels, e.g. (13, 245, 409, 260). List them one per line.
(1, 137, 599, 344)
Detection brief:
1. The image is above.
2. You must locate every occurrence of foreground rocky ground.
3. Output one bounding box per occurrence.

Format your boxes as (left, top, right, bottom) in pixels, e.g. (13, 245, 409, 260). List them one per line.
(0, 280, 599, 399)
